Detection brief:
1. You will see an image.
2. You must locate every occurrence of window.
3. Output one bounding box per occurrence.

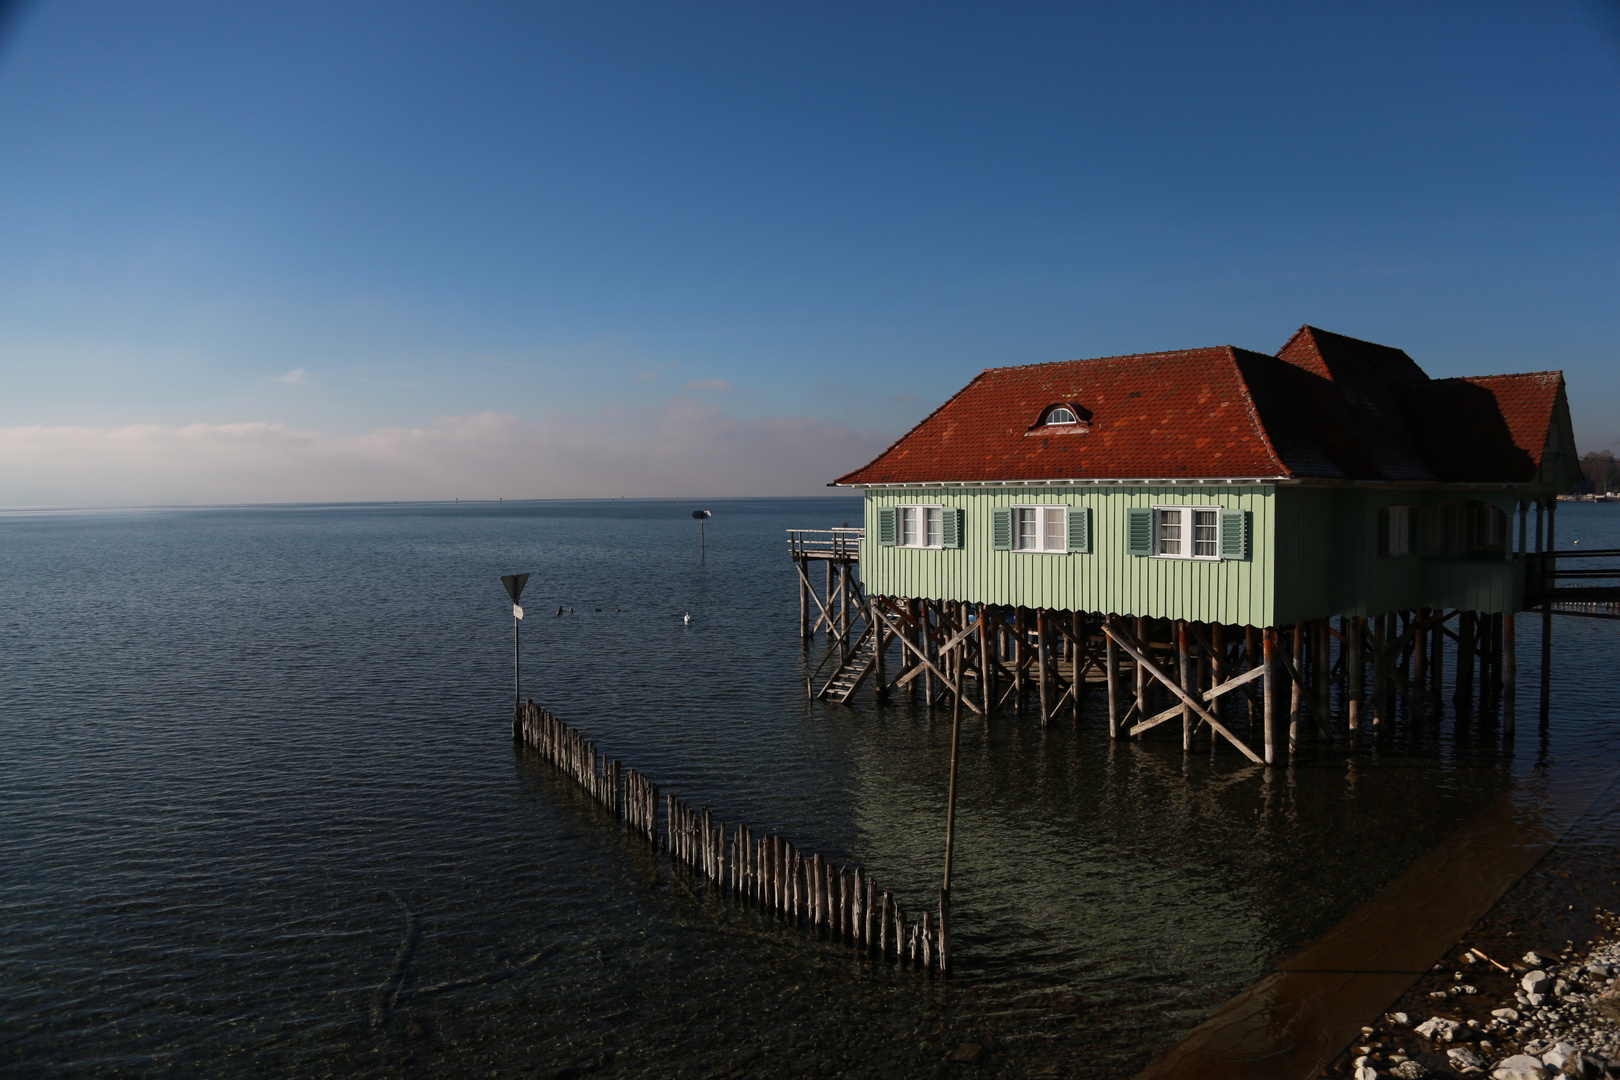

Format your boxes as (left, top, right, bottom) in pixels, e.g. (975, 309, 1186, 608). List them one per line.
(1012, 504, 1068, 552)
(1386, 505, 1412, 556)
(1042, 406, 1077, 425)
(1153, 506, 1220, 559)
(898, 505, 942, 548)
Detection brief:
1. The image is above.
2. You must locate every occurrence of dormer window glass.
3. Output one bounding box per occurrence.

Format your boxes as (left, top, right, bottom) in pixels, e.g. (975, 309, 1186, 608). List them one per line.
(1042, 406, 1078, 425)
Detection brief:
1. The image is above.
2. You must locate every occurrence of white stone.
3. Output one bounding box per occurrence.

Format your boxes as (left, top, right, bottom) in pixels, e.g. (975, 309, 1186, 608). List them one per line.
(1540, 1042, 1577, 1071)
(1493, 1008, 1522, 1021)
(1526, 952, 1549, 966)
(1387, 1011, 1412, 1025)
(1525, 971, 1554, 995)
(1490, 1054, 1548, 1080)
(1417, 1016, 1465, 1042)
(1449, 1045, 1485, 1069)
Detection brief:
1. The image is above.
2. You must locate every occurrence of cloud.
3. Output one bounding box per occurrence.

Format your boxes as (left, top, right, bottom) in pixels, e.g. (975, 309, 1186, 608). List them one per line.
(0, 398, 893, 506)
(272, 368, 309, 385)
(680, 378, 733, 392)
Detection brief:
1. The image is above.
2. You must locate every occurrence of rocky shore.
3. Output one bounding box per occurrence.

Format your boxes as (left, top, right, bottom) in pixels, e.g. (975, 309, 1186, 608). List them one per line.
(1321, 909, 1620, 1080)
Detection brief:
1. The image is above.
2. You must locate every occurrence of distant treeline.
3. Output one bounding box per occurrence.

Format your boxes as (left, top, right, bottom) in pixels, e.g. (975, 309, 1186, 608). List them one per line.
(1578, 451, 1620, 495)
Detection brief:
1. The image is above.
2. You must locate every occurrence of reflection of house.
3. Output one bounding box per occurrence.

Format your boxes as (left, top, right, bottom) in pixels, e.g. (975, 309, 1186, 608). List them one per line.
(816, 327, 1576, 762)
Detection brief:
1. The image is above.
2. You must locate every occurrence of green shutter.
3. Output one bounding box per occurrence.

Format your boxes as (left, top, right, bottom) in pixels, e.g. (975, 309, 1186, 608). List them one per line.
(1066, 506, 1091, 553)
(941, 508, 963, 549)
(992, 508, 1012, 550)
(877, 507, 896, 547)
(1220, 509, 1249, 560)
(1126, 507, 1153, 556)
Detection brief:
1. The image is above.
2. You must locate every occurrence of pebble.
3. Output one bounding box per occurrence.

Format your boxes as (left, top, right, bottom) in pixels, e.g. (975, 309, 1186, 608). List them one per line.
(1450, 1045, 1486, 1070)
(1490, 1053, 1549, 1079)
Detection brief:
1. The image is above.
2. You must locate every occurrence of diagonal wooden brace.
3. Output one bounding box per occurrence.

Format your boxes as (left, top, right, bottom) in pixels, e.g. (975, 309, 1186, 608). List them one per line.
(1103, 623, 1264, 763)
(872, 606, 983, 715)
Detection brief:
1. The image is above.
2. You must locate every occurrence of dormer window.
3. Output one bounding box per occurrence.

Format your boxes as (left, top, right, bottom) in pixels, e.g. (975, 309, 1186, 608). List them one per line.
(1025, 403, 1089, 436)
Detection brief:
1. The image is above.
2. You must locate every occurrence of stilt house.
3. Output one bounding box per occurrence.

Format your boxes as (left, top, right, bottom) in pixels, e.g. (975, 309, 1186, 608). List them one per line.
(808, 326, 1579, 762)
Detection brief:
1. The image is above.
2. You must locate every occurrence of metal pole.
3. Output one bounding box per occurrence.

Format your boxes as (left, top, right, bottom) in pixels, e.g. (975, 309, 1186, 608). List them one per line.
(514, 613, 521, 708)
(942, 680, 963, 894)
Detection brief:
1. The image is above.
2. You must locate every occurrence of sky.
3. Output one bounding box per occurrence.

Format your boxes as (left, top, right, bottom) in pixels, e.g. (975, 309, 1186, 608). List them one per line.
(0, 1, 1616, 505)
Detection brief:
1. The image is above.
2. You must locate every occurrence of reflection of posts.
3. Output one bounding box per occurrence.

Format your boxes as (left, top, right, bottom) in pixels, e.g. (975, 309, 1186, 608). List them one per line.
(500, 573, 530, 708)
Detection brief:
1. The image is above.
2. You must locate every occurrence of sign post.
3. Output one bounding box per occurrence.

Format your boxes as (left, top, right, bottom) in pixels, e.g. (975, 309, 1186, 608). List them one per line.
(500, 573, 530, 708)
(692, 509, 711, 562)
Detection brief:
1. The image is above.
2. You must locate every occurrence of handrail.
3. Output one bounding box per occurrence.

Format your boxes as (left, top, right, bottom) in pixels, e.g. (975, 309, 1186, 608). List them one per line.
(786, 526, 866, 560)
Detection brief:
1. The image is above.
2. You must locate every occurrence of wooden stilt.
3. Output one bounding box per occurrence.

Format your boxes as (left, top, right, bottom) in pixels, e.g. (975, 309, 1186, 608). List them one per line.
(1504, 612, 1517, 738)
(1037, 609, 1051, 726)
(1134, 616, 1149, 733)
(980, 603, 993, 717)
(1246, 625, 1260, 730)
(1457, 610, 1476, 705)
(1348, 616, 1363, 735)
(1288, 622, 1304, 753)
(1178, 620, 1193, 751)
(1106, 618, 1122, 739)
(1263, 628, 1277, 764)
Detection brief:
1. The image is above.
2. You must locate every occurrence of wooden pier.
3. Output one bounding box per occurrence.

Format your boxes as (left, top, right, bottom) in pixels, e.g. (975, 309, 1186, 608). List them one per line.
(792, 499, 1620, 762)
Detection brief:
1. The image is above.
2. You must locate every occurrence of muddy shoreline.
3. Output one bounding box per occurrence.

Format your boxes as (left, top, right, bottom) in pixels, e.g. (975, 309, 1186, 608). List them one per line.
(1316, 785, 1620, 1079)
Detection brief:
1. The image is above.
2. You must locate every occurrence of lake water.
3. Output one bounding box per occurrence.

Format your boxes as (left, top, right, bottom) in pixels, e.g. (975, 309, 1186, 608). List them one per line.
(3, 498, 1618, 1078)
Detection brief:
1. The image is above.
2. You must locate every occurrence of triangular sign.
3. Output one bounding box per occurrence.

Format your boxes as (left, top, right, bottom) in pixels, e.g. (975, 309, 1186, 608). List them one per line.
(500, 573, 530, 603)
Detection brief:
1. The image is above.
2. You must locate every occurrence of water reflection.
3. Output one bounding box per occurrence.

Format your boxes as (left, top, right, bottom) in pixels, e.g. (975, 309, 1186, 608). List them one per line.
(0, 500, 1615, 1078)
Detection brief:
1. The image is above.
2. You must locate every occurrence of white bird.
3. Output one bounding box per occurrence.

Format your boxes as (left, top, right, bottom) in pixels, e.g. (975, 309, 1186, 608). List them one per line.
(684, 612, 691, 624)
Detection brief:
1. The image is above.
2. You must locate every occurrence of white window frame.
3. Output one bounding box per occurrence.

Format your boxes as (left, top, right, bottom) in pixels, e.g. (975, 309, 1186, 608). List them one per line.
(1152, 505, 1221, 560)
(1387, 505, 1412, 556)
(896, 504, 943, 549)
(1011, 504, 1067, 553)
(1042, 406, 1078, 426)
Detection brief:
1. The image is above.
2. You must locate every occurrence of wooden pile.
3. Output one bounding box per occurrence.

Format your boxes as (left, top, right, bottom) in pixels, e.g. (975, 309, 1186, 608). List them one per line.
(513, 699, 947, 971)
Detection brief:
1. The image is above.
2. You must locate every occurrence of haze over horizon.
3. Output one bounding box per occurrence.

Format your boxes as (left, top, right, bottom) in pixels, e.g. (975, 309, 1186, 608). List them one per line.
(1, 1, 1616, 506)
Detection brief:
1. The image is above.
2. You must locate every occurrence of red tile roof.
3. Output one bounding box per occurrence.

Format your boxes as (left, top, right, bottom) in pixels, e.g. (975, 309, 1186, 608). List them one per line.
(833, 327, 1566, 487)
(1397, 373, 1563, 483)
(834, 347, 1298, 485)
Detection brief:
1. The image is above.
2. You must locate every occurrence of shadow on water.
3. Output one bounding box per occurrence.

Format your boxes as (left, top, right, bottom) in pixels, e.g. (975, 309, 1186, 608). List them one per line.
(0, 499, 1617, 1078)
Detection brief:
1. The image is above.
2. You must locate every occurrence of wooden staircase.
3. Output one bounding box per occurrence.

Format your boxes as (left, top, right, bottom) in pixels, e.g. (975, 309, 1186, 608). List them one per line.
(816, 624, 879, 704)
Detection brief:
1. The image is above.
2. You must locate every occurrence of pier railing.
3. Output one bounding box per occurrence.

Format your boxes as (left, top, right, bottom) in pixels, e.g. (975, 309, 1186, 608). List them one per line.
(1525, 548, 1620, 608)
(787, 527, 864, 561)
(1522, 550, 1620, 615)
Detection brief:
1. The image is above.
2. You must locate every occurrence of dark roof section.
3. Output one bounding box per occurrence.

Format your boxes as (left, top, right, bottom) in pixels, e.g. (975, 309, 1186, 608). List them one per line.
(833, 327, 1567, 487)
(1396, 373, 1563, 483)
(1274, 326, 1437, 481)
(833, 347, 1296, 486)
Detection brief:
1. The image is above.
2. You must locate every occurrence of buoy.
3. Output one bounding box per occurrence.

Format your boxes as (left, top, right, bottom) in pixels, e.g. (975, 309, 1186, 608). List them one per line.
(684, 612, 691, 624)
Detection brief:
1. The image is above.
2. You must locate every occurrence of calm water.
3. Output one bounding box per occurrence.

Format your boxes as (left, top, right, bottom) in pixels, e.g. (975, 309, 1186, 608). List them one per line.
(3, 498, 1618, 1079)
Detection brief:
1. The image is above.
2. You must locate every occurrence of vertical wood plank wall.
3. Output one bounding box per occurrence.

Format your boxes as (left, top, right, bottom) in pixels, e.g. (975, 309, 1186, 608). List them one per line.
(860, 484, 1532, 627)
(861, 486, 1276, 626)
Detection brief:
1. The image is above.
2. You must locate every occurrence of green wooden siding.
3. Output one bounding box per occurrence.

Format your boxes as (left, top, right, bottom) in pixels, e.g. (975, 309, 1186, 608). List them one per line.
(862, 486, 1276, 626)
(863, 484, 1527, 627)
(1272, 486, 1523, 621)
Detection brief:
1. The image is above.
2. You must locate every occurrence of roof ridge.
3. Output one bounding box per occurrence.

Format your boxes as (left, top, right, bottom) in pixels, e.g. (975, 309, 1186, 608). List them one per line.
(978, 345, 1236, 374)
(1295, 324, 1410, 351)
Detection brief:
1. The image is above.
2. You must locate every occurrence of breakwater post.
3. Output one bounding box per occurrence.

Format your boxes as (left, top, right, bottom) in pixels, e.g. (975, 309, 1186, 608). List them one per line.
(512, 699, 948, 972)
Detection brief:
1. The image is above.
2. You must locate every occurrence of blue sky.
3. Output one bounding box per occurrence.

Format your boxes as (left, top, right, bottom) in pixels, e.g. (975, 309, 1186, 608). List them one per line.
(0, 1, 1616, 503)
